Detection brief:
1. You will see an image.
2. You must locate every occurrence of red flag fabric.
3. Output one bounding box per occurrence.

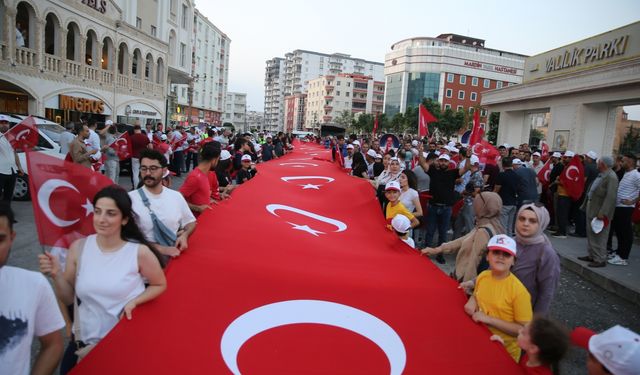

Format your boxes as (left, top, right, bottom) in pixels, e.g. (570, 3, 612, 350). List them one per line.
(4, 116, 38, 150)
(26, 151, 112, 249)
(469, 110, 484, 146)
(540, 141, 550, 161)
(109, 132, 133, 160)
(170, 133, 188, 149)
(559, 155, 585, 201)
(537, 160, 553, 186)
(471, 140, 500, 165)
(76, 142, 522, 374)
(418, 104, 436, 138)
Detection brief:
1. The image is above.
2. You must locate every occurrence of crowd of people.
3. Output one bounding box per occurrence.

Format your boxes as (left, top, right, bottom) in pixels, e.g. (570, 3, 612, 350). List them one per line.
(1, 116, 639, 374)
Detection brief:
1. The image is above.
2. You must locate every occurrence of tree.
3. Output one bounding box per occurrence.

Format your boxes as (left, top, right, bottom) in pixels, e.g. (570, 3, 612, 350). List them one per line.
(487, 112, 500, 145)
(335, 110, 353, 128)
(619, 125, 640, 155)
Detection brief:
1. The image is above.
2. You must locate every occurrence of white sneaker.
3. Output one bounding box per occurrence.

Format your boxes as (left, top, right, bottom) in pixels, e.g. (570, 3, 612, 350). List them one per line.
(607, 253, 616, 260)
(607, 255, 628, 266)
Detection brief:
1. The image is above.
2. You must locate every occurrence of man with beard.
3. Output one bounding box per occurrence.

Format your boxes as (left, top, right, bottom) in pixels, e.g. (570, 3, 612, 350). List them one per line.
(69, 123, 97, 169)
(0, 115, 24, 208)
(261, 136, 277, 161)
(179, 144, 221, 216)
(418, 147, 471, 263)
(130, 149, 196, 260)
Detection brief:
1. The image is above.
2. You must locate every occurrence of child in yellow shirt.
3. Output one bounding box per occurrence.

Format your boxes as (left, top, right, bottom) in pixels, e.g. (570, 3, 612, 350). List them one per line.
(464, 234, 533, 362)
(384, 181, 419, 229)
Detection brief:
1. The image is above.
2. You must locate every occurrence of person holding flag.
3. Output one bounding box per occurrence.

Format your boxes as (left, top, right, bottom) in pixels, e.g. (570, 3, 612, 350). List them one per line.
(0, 115, 25, 208)
(101, 121, 120, 183)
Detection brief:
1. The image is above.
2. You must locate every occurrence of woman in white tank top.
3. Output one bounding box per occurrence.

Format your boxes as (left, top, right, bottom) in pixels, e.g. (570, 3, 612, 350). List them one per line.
(39, 185, 167, 374)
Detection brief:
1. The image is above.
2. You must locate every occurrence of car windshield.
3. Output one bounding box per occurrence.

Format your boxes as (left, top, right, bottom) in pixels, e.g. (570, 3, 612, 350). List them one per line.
(37, 124, 65, 143)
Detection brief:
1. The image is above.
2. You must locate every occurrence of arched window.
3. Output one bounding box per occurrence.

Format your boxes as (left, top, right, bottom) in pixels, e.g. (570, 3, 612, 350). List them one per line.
(16, 1, 36, 49)
(145, 53, 153, 80)
(44, 13, 60, 55)
(156, 57, 165, 84)
(117, 42, 129, 74)
(66, 22, 81, 61)
(101, 37, 114, 70)
(85, 29, 98, 66)
(131, 48, 142, 78)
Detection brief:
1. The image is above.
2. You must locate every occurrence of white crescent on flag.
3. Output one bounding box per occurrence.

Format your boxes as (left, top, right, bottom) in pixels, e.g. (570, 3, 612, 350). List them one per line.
(220, 299, 407, 375)
(16, 129, 31, 140)
(278, 162, 319, 168)
(544, 169, 551, 181)
(37, 179, 93, 227)
(266, 204, 347, 236)
(565, 165, 580, 182)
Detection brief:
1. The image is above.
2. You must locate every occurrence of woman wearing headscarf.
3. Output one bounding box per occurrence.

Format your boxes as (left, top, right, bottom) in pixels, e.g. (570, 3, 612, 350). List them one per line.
(421, 192, 505, 282)
(512, 203, 560, 315)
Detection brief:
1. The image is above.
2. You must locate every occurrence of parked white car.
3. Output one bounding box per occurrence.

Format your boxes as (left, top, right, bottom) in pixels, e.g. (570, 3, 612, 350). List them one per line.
(1, 114, 66, 200)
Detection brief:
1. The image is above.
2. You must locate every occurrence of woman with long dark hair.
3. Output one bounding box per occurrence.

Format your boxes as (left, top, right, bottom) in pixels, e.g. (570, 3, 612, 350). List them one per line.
(39, 185, 166, 374)
(351, 152, 369, 179)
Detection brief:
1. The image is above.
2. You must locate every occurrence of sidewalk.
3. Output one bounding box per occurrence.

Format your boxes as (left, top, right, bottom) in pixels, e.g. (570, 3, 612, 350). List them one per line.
(548, 234, 640, 306)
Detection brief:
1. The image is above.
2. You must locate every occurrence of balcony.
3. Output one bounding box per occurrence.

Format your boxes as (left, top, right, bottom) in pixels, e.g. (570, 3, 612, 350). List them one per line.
(324, 95, 334, 100)
(324, 105, 333, 111)
(352, 96, 367, 102)
(353, 87, 368, 93)
(325, 75, 335, 80)
(323, 115, 333, 121)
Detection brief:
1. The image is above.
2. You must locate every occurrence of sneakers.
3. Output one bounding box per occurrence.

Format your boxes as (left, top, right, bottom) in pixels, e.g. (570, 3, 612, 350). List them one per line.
(607, 253, 616, 260)
(551, 233, 567, 239)
(607, 255, 628, 266)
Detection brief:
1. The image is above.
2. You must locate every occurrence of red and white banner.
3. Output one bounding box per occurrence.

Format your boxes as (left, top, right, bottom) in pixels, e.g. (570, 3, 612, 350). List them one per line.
(76, 142, 521, 374)
(469, 110, 484, 146)
(26, 151, 112, 249)
(418, 104, 437, 138)
(471, 140, 500, 165)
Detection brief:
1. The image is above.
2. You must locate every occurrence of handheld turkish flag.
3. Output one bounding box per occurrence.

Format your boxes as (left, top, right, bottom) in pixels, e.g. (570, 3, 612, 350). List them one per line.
(4, 116, 39, 150)
(471, 140, 500, 165)
(540, 140, 550, 161)
(418, 104, 436, 138)
(559, 155, 585, 201)
(26, 151, 112, 249)
(469, 110, 484, 146)
(537, 159, 553, 186)
(170, 133, 188, 149)
(109, 132, 133, 160)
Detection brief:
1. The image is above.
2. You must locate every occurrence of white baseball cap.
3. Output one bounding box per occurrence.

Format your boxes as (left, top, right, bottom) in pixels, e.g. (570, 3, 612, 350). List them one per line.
(447, 141, 456, 148)
(241, 154, 252, 162)
(0, 114, 10, 122)
(367, 149, 377, 158)
(564, 150, 575, 158)
(375, 153, 382, 159)
(532, 152, 541, 157)
(552, 152, 562, 158)
(586, 151, 598, 160)
(160, 134, 168, 141)
(438, 154, 451, 161)
(411, 140, 419, 147)
(105, 120, 114, 125)
(391, 214, 411, 233)
(385, 181, 401, 191)
(220, 150, 231, 160)
(352, 140, 361, 146)
(590, 325, 640, 375)
(346, 144, 355, 150)
(512, 158, 523, 165)
(449, 147, 459, 154)
(470, 155, 480, 165)
(487, 234, 517, 257)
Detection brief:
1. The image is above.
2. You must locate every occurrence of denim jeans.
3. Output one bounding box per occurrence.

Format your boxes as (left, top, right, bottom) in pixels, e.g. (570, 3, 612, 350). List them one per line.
(425, 204, 452, 248)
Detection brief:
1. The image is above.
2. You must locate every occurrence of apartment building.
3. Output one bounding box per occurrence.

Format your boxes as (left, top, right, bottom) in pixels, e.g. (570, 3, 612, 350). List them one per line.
(223, 91, 246, 132)
(264, 57, 285, 132)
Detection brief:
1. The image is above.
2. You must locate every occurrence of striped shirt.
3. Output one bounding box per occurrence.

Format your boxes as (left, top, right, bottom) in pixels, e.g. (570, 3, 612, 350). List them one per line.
(617, 169, 640, 207)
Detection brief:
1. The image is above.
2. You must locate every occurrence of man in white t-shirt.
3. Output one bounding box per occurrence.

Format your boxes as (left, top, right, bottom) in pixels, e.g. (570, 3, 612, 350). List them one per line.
(86, 120, 102, 162)
(0, 203, 65, 375)
(129, 149, 196, 259)
(609, 153, 640, 266)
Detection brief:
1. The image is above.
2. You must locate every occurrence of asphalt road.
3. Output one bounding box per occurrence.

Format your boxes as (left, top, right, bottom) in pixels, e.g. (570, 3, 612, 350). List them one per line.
(7, 192, 640, 374)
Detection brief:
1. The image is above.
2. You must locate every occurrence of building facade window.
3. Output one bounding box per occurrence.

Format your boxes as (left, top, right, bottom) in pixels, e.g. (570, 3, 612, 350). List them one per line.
(446, 89, 452, 98)
(406, 71, 440, 110)
(444, 104, 451, 110)
(496, 81, 503, 89)
(446, 73, 454, 83)
(182, 4, 188, 29)
(457, 105, 463, 111)
(180, 43, 186, 67)
(459, 75, 466, 85)
(150, 25, 157, 36)
(470, 92, 477, 101)
(483, 79, 490, 88)
(472, 77, 478, 86)
(384, 72, 403, 116)
(481, 109, 488, 116)
(136, 17, 142, 29)
(458, 90, 465, 100)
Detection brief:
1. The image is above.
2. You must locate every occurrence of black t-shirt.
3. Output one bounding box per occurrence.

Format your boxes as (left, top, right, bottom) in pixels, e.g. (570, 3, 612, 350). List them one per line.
(483, 163, 500, 191)
(427, 167, 459, 205)
(236, 168, 253, 184)
(352, 163, 368, 178)
(496, 169, 520, 206)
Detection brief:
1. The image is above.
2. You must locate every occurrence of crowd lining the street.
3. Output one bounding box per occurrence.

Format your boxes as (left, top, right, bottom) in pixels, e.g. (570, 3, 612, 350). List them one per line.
(1, 114, 639, 375)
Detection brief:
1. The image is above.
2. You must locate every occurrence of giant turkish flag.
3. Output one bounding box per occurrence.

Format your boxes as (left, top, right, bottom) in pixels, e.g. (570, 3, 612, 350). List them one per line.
(75, 142, 523, 374)
(26, 151, 113, 249)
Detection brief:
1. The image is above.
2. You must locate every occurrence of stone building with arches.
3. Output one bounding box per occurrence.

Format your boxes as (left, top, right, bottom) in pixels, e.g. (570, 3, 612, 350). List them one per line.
(0, 0, 197, 125)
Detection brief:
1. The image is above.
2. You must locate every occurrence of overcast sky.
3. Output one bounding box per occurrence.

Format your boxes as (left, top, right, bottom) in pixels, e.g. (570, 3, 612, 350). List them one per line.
(196, 0, 640, 119)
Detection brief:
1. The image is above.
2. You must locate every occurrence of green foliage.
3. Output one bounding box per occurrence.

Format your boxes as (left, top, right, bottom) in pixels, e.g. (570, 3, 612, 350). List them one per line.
(487, 112, 500, 145)
(619, 125, 640, 155)
(335, 110, 354, 128)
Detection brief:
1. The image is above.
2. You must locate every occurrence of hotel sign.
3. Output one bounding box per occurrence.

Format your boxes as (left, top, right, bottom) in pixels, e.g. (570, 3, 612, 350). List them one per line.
(525, 21, 640, 82)
(81, 0, 107, 14)
(463, 61, 518, 75)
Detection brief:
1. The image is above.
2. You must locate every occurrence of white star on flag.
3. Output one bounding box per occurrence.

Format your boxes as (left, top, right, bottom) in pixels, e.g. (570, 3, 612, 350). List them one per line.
(299, 184, 321, 190)
(287, 222, 325, 236)
(82, 199, 94, 217)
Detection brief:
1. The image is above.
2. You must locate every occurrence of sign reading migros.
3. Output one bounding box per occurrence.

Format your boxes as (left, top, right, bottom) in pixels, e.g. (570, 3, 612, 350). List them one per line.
(525, 21, 640, 83)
